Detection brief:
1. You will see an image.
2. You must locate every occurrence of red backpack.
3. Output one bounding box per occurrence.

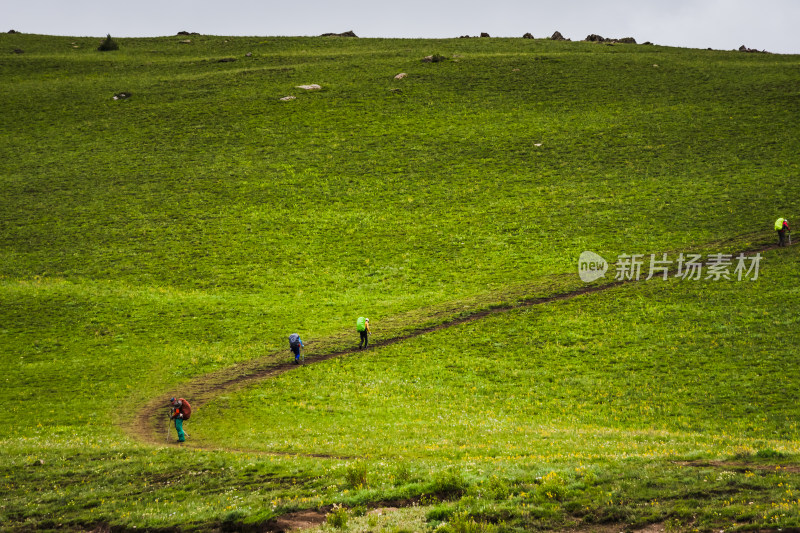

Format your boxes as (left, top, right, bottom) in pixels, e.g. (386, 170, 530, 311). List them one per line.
(174, 398, 192, 420)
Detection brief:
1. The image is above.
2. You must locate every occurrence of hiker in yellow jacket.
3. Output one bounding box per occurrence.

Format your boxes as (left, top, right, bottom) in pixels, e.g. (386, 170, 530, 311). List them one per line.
(775, 217, 791, 247)
(356, 317, 371, 349)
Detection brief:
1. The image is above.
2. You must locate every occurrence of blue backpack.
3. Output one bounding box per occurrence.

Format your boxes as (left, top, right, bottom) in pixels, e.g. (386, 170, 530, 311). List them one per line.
(288, 333, 301, 348)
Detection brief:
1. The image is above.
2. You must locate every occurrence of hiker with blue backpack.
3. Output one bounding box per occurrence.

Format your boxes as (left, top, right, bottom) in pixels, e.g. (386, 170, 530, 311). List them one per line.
(357, 317, 371, 349)
(288, 333, 304, 364)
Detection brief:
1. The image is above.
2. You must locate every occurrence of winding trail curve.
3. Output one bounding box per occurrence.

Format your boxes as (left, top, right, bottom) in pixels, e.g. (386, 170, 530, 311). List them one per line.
(127, 240, 778, 451)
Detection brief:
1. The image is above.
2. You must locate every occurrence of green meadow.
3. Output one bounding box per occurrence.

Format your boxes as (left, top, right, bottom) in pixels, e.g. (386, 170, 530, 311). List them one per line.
(1, 32, 800, 531)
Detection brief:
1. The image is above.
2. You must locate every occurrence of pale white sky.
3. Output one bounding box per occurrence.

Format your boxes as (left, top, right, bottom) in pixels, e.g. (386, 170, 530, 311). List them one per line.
(4, 0, 799, 54)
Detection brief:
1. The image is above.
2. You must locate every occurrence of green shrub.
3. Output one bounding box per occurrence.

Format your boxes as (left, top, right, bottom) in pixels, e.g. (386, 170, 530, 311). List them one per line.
(221, 509, 246, 529)
(393, 461, 413, 485)
(344, 461, 368, 488)
(439, 511, 495, 532)
(482, 475, 510, 500)
(430, 469, 468, 497)
(350, 504, 367, 517)
(421, 493, 441, 506)
(755, 448, 786, 459)
(326, 504, 349, 529)
(97, 34, 119, 51)
(536, 471, 568, 502)
(427, 504, 454, 522)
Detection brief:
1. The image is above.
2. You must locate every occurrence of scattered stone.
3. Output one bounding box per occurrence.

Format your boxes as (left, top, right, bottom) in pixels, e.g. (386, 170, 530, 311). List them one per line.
(480, 32, 490, 38)
(585, 34, 637, 44)
(8, 29, 19, 34)
(179, 39, 192, 44)
(295, 84, 321, 90)
(177, 31, 199, 36)
(422, 55, 433, 62)
(320, 30, 358, 37)
(389, 88, 403, 94)
(279, 95, 296, 101)
(534, 143, 542, 147)
(394, 72, 407, 79)
(550, 31, 568, 41)
(113, 92, 132, 100)
(738, 44, 770, 53)
(523, 32, 534, 39)
(12, 48, 23, 54)
(245, 52, 252, 57)
(218, 57, 236, 63)
(512, 68, 520, 72)
(459, 35, 471, 39)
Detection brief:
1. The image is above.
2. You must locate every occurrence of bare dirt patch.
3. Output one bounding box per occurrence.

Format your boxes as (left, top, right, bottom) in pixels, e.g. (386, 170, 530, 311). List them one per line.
(267, 508, 327, 532)
(675, 460, 800, 473)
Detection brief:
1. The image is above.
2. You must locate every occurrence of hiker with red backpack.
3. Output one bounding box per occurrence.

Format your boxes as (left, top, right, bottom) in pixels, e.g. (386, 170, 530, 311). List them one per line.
(170, 397, 192, 443)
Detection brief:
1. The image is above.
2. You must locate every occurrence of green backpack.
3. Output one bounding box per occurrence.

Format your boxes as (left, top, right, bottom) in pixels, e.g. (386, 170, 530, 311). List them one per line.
(356, 317, 366, 332)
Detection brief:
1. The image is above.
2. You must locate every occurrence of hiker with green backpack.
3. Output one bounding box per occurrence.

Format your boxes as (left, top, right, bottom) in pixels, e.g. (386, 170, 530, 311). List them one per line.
(775, 217, 791, 247)
(356, 317, 371, 349)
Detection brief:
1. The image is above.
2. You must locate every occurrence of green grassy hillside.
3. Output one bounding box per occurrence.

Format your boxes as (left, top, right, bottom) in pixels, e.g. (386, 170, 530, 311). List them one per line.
(1, 33, 799, 531)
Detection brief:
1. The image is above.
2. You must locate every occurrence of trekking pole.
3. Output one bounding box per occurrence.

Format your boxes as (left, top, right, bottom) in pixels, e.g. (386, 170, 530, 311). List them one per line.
(166, 413, 171, 442)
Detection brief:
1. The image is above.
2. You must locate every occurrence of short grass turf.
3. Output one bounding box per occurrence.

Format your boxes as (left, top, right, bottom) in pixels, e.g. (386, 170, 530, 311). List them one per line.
(1, 33, 800, 531)
(198, 248, 800, 460)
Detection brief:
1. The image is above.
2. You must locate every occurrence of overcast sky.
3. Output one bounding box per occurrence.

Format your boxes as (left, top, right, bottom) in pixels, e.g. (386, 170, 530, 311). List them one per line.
(5, 0, 799, 54)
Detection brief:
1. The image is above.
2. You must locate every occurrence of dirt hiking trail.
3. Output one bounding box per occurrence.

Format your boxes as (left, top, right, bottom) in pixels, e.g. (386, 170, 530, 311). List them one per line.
(127, 240, 779, 452)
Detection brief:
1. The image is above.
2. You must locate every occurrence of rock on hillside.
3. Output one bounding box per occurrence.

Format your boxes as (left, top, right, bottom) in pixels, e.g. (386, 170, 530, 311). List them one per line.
(321, 30, 358, 37)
